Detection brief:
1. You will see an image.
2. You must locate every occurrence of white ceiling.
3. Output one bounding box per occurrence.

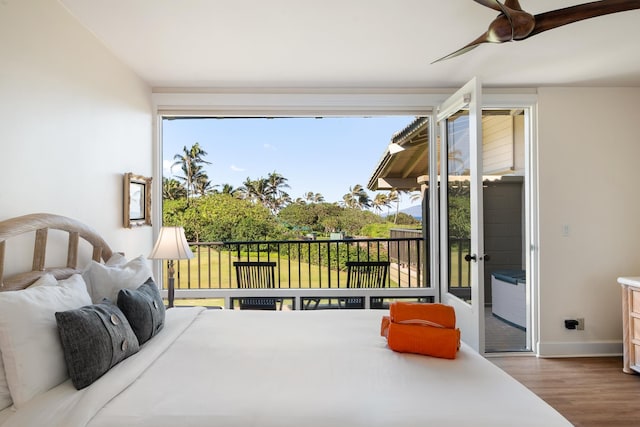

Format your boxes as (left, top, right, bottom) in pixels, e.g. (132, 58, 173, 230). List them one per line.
(58, 0, 640, 89)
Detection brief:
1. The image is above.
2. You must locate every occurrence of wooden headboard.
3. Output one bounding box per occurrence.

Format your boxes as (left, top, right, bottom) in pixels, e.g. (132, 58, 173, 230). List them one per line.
(0, 213, 113, 291)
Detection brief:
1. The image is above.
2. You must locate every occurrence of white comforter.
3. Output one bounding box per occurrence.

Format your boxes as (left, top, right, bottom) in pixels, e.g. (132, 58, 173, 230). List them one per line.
(2, 308, 572, 427)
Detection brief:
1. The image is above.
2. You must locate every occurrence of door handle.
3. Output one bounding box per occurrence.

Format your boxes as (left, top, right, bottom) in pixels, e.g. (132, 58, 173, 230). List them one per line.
(464, 254, 490, 262)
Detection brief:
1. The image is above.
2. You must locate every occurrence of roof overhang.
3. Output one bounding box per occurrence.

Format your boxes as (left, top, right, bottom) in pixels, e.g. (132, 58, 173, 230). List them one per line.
(367, 116, 429, 192)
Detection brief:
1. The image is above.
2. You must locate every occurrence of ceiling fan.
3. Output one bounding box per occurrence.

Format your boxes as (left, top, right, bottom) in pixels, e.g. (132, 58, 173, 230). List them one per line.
(433, 0, 640, 63)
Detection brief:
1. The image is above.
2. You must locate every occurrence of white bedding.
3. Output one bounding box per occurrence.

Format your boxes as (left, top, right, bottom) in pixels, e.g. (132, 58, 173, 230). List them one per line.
(1, 308, 571, 427)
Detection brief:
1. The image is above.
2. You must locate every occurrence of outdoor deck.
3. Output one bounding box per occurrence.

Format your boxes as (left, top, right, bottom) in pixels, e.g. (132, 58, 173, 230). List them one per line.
(164, 235, 437, 309)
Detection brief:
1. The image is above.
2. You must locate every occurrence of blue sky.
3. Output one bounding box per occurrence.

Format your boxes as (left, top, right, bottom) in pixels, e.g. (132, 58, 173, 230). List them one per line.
(162, 116, 421, 212)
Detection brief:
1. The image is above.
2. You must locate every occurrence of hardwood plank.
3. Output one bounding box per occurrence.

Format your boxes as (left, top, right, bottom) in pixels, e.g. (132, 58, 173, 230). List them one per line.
(491, 356, 640, 427)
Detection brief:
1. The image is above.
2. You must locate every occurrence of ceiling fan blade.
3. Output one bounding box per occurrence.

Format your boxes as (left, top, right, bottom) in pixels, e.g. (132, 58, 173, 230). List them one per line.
(527, 0, 640, 39)
(503, 0, 524, 11)
(432, 3, 517, 63)
(432, 44, 481, 64)
(431, 35, 487, 64)
(473, 0, 506, 12)
(475, 0, 525, 13)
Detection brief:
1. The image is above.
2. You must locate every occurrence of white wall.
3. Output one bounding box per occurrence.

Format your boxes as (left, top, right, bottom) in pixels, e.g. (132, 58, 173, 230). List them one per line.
(537, 87, 640, 356)
(0, 0, 153, 275)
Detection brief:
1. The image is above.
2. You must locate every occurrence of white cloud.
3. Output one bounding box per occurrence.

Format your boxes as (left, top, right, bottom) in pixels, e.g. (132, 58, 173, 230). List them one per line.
(163, 160, 180, 177)
(230, 164, 245, 172)
(263, 143, 276, 150)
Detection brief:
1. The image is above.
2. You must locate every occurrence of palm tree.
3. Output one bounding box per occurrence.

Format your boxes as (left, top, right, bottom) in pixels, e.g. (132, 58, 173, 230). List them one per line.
(342, 184, 371, 210)
(172, 142, 211, 201)
(388, 189, 401, 224)
(372, 192, 391, 213)
(263, 172, 291, 213)
(342, 193, 355, 208)
(266, 172, 288, 193)
(387, 190, 422, 223)
(273, 192, 291, 213)
(409, 191, 422, 204)
(238, 177, 268, 204)
(238, 172, 291, 214)
(218, 183, 240, 197)
(162, 177, 187, 200)
(193, 175, 215, 196)
(304, 191, 325, 203)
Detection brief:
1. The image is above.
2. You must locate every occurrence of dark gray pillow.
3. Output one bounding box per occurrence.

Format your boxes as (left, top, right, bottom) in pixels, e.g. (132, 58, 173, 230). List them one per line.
(117, 277, 165, 345)
(55, 300, 139, 390)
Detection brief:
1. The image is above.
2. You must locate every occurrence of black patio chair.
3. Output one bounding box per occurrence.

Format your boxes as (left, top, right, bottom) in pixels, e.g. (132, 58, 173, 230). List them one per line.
(339, 261, 390, 309)
(233, 261, 281, 310)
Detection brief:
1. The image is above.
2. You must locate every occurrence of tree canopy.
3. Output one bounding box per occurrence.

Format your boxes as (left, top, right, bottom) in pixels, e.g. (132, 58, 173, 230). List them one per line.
(163, 143, 422, 241)
(163, 194, 287, 242)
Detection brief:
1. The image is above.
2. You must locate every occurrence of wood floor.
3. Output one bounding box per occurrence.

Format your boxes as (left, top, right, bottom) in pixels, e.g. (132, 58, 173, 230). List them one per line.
(490, 355, 640, 427)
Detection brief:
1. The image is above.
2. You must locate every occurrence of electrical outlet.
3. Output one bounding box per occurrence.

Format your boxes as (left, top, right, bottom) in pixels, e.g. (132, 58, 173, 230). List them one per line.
(564, 318, 584, 330)
(565, 319, 578, 329)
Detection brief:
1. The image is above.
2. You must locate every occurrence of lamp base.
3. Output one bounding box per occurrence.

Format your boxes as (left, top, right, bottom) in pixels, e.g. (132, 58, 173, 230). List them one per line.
(167, 260, 175, 308)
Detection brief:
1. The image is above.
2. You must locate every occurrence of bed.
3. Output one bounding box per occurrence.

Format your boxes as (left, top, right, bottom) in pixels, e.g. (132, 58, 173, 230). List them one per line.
(0, 213, 571, 427)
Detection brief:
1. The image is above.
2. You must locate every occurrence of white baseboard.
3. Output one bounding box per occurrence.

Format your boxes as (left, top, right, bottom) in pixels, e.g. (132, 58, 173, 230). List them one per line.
(536, 340, 622, 357)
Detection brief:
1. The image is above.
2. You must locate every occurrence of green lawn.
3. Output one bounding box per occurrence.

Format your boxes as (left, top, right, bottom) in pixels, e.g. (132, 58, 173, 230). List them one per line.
(161, 250, 402, 290)
(162, 250, 433, 309)
(449, 244, 470, 288)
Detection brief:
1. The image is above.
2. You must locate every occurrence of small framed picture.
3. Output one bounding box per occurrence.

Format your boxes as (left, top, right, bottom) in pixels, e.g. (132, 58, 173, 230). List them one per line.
(123, 173, 152, 228)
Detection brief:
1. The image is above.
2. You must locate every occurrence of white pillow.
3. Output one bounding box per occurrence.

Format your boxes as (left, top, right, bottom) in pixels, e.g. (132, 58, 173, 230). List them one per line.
(105, 252, 128, 267)
(0, 274, 92, 408)
(29, 273, 58, 288)
(0, 273, 59, 410)
(0, 356, 10, 411)
(0, 273, 60, 410)
(82, 255, 153, 304)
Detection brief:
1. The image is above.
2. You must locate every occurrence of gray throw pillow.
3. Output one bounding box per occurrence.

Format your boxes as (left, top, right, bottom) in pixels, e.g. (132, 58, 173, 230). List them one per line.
(117, 277, 165, 345)
(55, 301, 139, 390)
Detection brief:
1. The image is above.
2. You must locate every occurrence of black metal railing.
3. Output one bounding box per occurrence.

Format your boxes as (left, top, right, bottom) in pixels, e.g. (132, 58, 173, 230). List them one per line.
(161, 235, 471, 308)
(173, 236, 425, 290)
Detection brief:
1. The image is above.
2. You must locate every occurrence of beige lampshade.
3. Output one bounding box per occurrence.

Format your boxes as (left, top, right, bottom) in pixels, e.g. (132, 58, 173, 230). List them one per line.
(148, 227, 194, 260)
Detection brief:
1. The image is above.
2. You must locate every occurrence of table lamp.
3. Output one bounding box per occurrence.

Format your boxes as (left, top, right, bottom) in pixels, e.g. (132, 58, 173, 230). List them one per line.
(148, 226, 194, 308)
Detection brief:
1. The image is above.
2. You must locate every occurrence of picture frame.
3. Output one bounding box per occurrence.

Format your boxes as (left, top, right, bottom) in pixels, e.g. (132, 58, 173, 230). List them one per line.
(123, 173, 152, 228)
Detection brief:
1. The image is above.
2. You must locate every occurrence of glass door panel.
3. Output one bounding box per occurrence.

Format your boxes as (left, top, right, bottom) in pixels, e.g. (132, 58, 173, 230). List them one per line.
(438, 77, 485, 353)
(446, 112, 472, 302)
